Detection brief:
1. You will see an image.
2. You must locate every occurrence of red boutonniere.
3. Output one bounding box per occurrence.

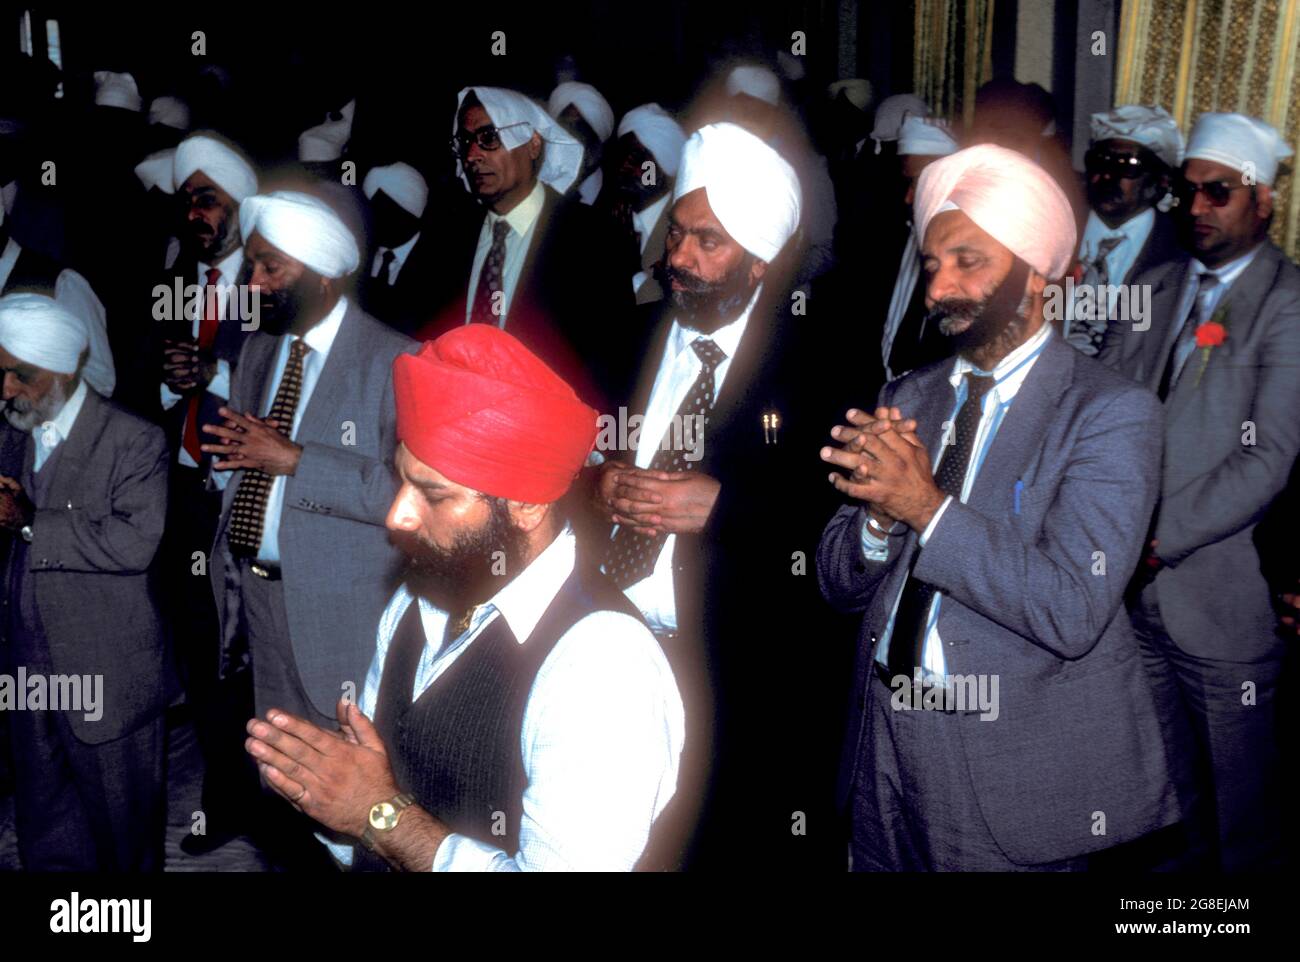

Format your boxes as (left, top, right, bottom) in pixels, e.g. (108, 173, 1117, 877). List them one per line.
(1192, 307, 1229, 387)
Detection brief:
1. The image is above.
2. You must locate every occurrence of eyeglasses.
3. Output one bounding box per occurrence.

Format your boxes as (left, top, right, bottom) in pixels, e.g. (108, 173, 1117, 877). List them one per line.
(450, 122, 532, 156)
(1084, 148, 1151, 179)
(1172, 177, 1251, 208)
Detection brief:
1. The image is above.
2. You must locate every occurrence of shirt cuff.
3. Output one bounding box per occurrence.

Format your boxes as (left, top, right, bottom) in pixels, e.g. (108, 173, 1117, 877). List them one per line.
(918, 495, 953, 548)
(859, 511, 891, 562)
(432, 833, 519, 872)
(207, 358, 232, 401)
(316, 832, 354, 868)
(159, 382, 182, 410)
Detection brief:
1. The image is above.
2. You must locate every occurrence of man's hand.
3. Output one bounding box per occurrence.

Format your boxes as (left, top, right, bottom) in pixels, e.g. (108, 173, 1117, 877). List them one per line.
(245, 699, 400, 839)
(821, 407, 923, 530)
(1279, 581, 1300, 638)
(162, 338, 216, 394)
(609, 468, 720, 537)
(590, 458, 633, 525)
(0, 475, 34, 532)
(201, 406, 303, 475)
(823, 408, 943, 531)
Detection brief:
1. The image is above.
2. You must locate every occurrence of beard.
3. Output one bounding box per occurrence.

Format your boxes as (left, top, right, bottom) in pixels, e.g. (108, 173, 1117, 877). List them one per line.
(926, 257, 1032, 356)
(255, 272, 321, 336)
(393, 498, 527, 611)
(186, 214, 231, 260)
(4, 377, 68, 432)
(667, 255, 757, 335)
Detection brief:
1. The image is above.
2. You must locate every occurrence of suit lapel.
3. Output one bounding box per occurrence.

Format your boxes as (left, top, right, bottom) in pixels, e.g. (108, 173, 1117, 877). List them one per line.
(296, 302, 359, 444)
(44, 388, 108, 510)
(510, 187, 557, 319)
(630, 310, 674, 418)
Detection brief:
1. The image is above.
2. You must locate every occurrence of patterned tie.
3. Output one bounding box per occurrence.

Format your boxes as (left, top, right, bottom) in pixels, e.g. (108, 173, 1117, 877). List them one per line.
(470, 220, 511, 325)
(182, 267, 223, 463)
(605, 337, 726, 589)
(886, 371, 996, 679)
(1157, 270, 1220, 401)
(1069, 234, 1124, 357)
(227, 338, 310, 557)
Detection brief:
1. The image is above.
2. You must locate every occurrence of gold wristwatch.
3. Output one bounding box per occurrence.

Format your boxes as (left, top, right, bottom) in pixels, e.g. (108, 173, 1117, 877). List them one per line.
(361, 792, 415, 851)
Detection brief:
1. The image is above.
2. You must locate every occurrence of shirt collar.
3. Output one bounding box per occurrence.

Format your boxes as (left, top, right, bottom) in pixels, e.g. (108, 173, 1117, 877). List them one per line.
(1081, 207, 1154, 256)
(488, 179, 546, 238)
(199, 247, 244, 286)
(669, 283, 763, 364)
(35, 378, 89, 447)
(1195, 242, 1263, 285)
(632, 193, 671, 238)
(390, 231, 420, 263)
(298, 294, 348, 356)
(947, 321, 1054, 398)
(482, 524, 579, 646)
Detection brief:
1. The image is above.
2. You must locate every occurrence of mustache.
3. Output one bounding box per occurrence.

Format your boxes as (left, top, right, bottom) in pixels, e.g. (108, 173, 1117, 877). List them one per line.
(664, 264, 713, 294)
(927, 297, 985, 324)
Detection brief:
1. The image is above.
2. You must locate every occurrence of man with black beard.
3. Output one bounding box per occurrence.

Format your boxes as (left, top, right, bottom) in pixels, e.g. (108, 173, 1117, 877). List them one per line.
(200, 190, 413, 868)
(587, 123, 856, 870)
(818, 145, 1179, 871)
(243, 325, 683, 871)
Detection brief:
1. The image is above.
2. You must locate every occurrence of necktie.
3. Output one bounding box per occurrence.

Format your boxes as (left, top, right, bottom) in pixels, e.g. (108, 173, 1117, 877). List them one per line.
(605, 337, 726, 589)
(886, 371, 996, 679)
(1086, 234, 1125, 288)
(1157, 270, 1220, 401)
(377, 248, 396, 285)
(227, 338, 310, 557)
(182, 267, 223, 463)
(470, 220, 511, 325)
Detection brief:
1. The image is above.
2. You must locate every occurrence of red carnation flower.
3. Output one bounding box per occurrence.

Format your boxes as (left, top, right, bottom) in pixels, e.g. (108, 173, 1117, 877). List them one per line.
(1195, 321, 1227, 348)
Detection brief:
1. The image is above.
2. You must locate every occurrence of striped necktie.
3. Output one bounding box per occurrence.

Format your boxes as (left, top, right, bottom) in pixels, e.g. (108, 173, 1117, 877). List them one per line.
(227, 338, 310, 557)
(470, 220, 511, 325)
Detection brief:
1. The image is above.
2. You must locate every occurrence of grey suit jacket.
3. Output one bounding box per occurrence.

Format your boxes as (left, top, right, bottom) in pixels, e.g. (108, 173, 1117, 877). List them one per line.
(818, 334, 1179, 865)
(209, 300, 415, 715)
(0, 389, 172, 744)
(1100, 242, 1300, 662)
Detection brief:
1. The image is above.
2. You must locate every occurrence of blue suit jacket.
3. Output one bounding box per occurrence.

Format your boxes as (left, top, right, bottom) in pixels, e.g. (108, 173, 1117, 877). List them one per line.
(818, 332, 1180, 865)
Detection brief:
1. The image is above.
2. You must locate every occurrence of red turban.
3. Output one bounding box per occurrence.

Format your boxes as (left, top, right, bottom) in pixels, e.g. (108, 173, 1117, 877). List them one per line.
(393, 325, 598, 504)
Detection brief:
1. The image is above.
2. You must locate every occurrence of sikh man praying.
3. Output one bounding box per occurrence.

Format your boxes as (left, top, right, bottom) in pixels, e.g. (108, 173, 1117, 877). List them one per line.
(244, 325, 684, 871)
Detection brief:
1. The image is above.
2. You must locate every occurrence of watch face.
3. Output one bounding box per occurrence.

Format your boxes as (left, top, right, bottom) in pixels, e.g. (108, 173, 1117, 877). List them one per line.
(369, 801, 398, 830)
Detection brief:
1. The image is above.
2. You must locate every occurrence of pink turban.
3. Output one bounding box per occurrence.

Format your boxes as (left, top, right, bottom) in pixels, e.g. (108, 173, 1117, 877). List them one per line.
(913, 143, 1077, 279)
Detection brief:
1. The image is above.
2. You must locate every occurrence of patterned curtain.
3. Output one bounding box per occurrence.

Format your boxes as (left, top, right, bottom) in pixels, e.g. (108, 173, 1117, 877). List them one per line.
(1116, 0, 1300, 262)
(914, 0, 997, 129)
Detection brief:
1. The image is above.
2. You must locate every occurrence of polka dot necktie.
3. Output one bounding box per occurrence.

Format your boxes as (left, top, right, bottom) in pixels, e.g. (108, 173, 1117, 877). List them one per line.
(227, 338, 310, 557)
(885, 371, 995, 679)
(604, 337, 726, 589)
(470, 220, 511, 325)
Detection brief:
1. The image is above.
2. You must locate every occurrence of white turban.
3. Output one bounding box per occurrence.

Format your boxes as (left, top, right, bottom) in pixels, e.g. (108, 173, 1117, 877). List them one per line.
(725, 65, 781, 106)
(828, 79, 873, 113)
(454, 87, 584, 194)
(135, 148, 177, 194)
(871, 94, 931, 153)
(1185, 112, 1294, 186)
(617, 104, 687, 177)
(240, 191, 361, 279)
(363, 162, 428, 219)
(298, 101, 354, 163)
(914, 144, 1077, 279)
(0, 293, 90, 376)
(898, 116, 959, 157)
(548, 82, 615, 143)
(673, 122, 801, 263)
(93, 71, 142, 112)
(174, 134, 258, 203)
(1090, 105, 1183, 168)
(148, 95, 191, 131)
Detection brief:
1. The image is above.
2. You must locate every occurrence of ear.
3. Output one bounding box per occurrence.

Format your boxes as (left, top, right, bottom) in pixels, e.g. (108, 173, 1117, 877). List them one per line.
(508, 499, 549, 534)
(749, 257, 769, 285)
(1025, 269, 1049, 297)
(527, 131, 543, 162)
(1255, 184, 1275, 220)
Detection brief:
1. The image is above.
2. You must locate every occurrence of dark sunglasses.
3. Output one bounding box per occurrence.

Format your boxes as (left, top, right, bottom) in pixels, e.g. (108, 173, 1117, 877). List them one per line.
(1084, 147, 1152, 179)
(450, 121, 531, 156)
(1172, 176, 1251, 208)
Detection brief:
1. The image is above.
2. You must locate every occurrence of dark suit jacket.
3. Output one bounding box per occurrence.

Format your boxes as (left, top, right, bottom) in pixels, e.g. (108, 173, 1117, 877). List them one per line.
(358, 232, 440, 336)
(818, 334, 1179, 864)
(1100, 242, 1300, 662)
(1119, 209, 1181, 287)
(0, 389, 173, 744)
(209, 300, 416, 715)
(419, 184, 634, 410)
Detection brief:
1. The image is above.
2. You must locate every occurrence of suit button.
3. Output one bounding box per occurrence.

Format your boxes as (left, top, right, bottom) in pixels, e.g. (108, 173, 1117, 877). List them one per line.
(65, 499, 73, 509)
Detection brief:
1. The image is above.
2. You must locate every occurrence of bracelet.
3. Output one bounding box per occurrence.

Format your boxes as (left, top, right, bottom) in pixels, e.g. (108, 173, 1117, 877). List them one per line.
(865, 514, 895, 537)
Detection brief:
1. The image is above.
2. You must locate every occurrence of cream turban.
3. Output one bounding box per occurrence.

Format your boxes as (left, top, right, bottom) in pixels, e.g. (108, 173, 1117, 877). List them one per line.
(548, 82, 615, 143)
(0, 293, 90, 376)
(363, 162, 428, 219)
(1090, 105, 1183, 168)
(136, 148, 177, 194)
(871, 94, 931, 153)
(240, 191, 361, 279)
(673, 122, 801, 263)
(898, 116, 959, 157)
(174, 134, 258, 202)
(725, 65, 781, 106)
(914, 143, 1077, 279)
(148, 95, 191, 131)
(93, 71, 142, 112)
(454, 87, 584, 194)
(828, 79, 873, 113)
(617, 104, 687, 177)
(1185, 112, 1294, 186)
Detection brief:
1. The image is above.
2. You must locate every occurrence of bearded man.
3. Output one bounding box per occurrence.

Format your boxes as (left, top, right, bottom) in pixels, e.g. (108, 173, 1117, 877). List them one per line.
(817, 144, 1181, 871)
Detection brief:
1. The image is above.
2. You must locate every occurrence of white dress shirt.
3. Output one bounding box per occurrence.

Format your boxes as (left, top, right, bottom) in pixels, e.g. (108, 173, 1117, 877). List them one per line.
(322, 525, 684, 871)
(465, 180, 546, 325)
(631, 193, 671, 296)
(1165, 243, 1261, 382)
(576, 168, 602, 206)
(0, 236, 19, 289)
(1078, 207, 1154, 290)
(370, 231, 420, 286)
(861, 322, 1054, 678)
(613, 285, 761, 633)
(242, 295, 348, 562)
(32, 380, 88, 473)
(160, 247, 243, 467)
